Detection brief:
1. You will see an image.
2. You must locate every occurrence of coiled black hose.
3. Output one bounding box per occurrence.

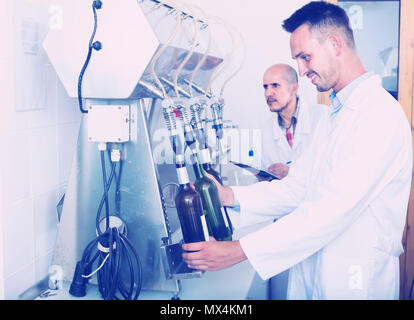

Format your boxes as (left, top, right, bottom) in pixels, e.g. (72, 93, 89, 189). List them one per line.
(70, 145, 142, 300)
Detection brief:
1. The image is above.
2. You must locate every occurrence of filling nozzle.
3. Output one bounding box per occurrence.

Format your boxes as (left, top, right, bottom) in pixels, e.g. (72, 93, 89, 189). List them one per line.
(162, 98, 177, 135)
(174, 98, 197, 155)
(189, 97, 207, 148)
(189, 97, 203, 130)
(162, 98, 185, 163)
(197, 97, 211, 128)
(209, 97, 228, 156)
(210, 99, 223, 138)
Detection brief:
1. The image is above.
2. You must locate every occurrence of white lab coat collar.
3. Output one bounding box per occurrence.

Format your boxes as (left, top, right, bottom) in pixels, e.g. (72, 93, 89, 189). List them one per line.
(327, 74, 381, 136)
(335, 72, 372, 107)
(340, 74, 381, 112)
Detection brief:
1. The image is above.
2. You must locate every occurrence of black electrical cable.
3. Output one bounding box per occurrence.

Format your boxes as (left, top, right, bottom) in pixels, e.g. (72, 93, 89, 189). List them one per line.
(100, 150, 110, 230)
(95, 160, 117, 236)
(115, 157, 123, 215)
(71, 0, 142, 299)
(77, 0, 102, 114)
(95, 228, 142, 300)
(70, 145, 142, 300)
(106, 145, 123, 215)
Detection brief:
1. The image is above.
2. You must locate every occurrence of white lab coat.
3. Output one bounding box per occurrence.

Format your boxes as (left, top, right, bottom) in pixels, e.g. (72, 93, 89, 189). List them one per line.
(260, 99, 328, 299)
(260, 99, 328, 171)
(232, 75, 412, 299)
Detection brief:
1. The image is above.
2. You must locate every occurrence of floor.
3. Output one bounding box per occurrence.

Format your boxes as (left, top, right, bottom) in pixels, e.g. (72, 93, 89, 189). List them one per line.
(36, 281, 175, 300)
(35, 258, 269, 300)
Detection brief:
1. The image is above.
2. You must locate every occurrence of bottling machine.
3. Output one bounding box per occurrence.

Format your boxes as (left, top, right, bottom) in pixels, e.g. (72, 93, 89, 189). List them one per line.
(43, 0, 267, 299)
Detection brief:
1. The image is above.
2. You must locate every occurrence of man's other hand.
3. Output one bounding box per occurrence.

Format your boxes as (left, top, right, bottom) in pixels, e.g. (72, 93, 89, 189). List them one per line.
(268, 163, 289, 179)
(182, 238, 247, 271)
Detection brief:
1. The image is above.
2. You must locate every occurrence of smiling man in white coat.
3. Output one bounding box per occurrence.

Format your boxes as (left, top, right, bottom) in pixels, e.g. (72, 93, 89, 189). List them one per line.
(182, 1, 412, 299)
(260, 63, 327, 180)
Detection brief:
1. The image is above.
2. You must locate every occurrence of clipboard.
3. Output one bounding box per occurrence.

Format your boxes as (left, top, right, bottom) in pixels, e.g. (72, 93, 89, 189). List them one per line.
(230, 161, 280, 180)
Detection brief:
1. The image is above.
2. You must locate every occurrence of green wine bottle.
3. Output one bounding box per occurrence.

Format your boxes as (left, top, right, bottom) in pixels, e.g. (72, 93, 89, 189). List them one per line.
(199, 147, 233, 236)
(192, 155, 232, 241)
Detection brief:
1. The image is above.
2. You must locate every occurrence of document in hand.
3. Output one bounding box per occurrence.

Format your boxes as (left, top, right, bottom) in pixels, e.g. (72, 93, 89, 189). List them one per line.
(229, 161, 280, 181)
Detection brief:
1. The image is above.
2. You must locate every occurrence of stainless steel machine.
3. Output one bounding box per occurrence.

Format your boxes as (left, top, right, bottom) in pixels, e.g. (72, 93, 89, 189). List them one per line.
(43, 0, 267, 300)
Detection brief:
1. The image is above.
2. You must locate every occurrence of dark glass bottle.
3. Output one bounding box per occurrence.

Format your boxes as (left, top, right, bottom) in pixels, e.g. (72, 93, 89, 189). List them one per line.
(192, 156, 232, 241)
(203, 162, 222, 183)
(174, 163, 210, 244)
(197, 147, 221, 182)
(199, 148, 233, 236)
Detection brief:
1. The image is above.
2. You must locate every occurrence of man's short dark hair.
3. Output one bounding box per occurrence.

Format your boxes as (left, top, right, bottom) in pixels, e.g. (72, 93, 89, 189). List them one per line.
(282, 1, 355, 49)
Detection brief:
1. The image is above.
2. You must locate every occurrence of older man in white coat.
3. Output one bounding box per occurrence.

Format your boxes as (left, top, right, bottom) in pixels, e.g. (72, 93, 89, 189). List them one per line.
(182, 1, 412, 299)
(260, 64, 327, 180)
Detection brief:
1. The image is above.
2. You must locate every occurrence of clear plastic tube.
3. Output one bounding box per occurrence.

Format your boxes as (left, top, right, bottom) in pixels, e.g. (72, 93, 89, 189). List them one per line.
(205, 16, 235, 96)
(149, 0, 183, 98)
(172, 2, 200, 97)
(185, 4, 212, 97)
(219, 24, 246, 98)
(205, 16, 246, 98)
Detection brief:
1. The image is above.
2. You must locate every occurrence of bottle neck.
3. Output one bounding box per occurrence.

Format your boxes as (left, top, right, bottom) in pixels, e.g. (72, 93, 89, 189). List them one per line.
(191, 154, 205, 179)
(203, 162, 212, 171)
(199, 147, 215, 173)
(199, 148, 212, 165)
(176, 164, 190, 185)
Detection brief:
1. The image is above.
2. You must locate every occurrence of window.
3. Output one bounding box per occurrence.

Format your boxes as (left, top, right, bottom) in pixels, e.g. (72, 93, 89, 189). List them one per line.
(339, 0, 401, 99)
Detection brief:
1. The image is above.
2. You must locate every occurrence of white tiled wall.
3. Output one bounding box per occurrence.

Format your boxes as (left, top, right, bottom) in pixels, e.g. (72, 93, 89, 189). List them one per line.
(0, 0, 81, 299)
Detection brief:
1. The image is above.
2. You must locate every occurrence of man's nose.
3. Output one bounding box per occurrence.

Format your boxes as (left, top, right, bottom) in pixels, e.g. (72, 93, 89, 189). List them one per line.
(264, 86, 274, 96)
(297, 62, 309, 77)
(265, 90, 273, 99)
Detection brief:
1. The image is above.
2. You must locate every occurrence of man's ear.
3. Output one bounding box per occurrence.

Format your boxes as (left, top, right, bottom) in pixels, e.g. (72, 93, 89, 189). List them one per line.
(328, 32, 343, 56)
(291, 82, 299, 95)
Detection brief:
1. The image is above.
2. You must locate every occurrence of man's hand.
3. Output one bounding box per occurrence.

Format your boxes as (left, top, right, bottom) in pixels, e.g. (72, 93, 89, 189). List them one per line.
(204, 172, 235, 207)
(268, 163, 289, 179)
(182, 238, 247, 271)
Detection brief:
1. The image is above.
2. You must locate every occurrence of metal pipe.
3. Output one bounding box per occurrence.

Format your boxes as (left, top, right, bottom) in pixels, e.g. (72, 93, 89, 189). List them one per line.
(160, 77, 192, 98)
(138, 80, 164, 99)
(182, 79, 212, 98)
